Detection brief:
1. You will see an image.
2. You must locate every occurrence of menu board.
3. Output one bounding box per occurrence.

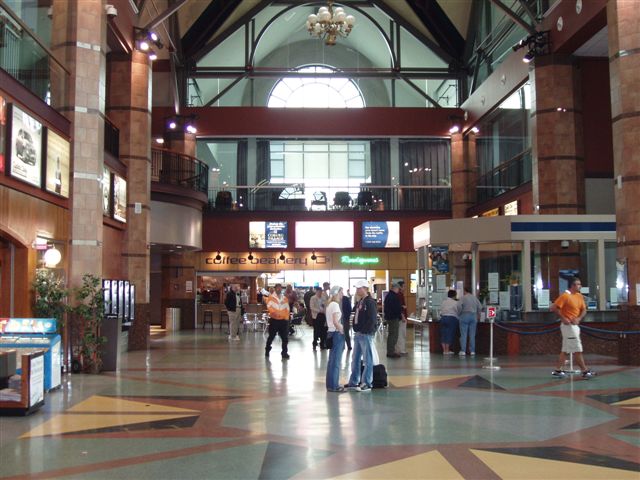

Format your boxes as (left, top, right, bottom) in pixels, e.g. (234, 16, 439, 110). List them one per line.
(29, 355, 45, 407)
(45, 130, 71, 197)
(0, 95, 6, 173)
(249, 221, 288, 249)
(113, 174, 127, 222)
(10, 105, 43, 187)
(362, 221, 400, 248)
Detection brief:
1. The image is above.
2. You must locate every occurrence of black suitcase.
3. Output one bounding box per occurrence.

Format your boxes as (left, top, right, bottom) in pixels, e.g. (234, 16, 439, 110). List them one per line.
(372, 364, 388, 389)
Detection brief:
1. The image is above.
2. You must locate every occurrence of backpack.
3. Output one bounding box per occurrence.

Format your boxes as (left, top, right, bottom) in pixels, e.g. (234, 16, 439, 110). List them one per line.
(372, 364, 388, 389)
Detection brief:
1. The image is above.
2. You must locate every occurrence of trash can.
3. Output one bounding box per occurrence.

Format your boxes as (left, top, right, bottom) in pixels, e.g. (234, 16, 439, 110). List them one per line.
(165, 308, 181, 331)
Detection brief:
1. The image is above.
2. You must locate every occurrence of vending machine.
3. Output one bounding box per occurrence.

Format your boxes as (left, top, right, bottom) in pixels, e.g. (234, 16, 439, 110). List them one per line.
(0, 318, 62, 391)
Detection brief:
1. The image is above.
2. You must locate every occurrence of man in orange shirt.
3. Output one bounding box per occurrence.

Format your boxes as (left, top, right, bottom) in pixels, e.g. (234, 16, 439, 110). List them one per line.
(265, 284, 291, 359)
(550, 277, 596, 379)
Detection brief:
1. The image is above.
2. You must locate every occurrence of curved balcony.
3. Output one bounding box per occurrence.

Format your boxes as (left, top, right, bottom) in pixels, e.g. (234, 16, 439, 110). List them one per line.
(151, 148, 209, 197)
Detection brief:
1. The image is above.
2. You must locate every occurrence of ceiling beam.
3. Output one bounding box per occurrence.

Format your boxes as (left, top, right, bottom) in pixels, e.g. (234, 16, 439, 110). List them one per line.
(181, 0, 243, 59)
(405, 0, 466, 62)
(191, 67, 453, 80)
(518, 0, 539, 23)
(141, 0, 191, 31)
(489, 0, 536, 35)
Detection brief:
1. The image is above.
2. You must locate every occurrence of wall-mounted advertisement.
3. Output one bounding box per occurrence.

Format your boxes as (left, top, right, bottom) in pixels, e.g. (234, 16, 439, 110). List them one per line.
(295, 221, 354, 249)
(45, 130, 70, 197)
(10, 105, 42, 187)
(249, 221, 288, 249)
(113, 174, 127, 222)
(362, 221, 400, 248)
(0, 95, 6, 173)
(430, 246, 449, 273)
(102, 167, 112, 216)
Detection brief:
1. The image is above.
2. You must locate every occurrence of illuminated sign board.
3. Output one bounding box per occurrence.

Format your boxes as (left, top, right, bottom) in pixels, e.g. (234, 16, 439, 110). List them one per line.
(295, 222, 354, 249)
(504, 200, 518, 216)
(340, 255, 380, 266)
(249, 221, 288, 249)
(362, 221, 400, 248)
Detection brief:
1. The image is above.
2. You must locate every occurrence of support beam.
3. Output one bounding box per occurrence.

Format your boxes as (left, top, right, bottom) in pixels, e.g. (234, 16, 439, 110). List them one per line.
(142, 0, 191, 31)
(203, 74, 248, 107)
(405, 0, 466, 61)
(489, 0, 536, 35)
(181, 0, 243, 59)
(396, 74, 441, 108)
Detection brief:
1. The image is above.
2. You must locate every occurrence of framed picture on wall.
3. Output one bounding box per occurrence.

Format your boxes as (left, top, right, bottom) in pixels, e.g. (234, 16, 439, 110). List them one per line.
(9, 104, 43, 187)
(113, 174, 127, 222)
(45, 129, 71, 197)
(102, 167, 112, 216)
(0, 95, 6, 173)
(103, 279, 112, 315)
(124, 281, 130, 320)
(129, 284, 135, 321)
(118, 280, 125, 320)
(111, 280, 119, 316)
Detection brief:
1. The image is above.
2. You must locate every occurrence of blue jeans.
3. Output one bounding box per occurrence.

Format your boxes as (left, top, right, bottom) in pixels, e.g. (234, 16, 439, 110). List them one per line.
(459, 312, 477, 353)
(348, 333, 374, 387)
(326, 331, 345, 390)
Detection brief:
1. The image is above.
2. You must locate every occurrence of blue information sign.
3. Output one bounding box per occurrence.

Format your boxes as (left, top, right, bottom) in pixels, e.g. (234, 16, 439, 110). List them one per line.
(362, 221, 400, 248)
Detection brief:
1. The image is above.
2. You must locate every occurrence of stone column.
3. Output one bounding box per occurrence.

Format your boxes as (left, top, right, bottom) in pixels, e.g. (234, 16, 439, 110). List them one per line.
(529, 56, 585, 214)
(51, 0, 106, 286)
(106, 51, 152, 350)
(164, 129, 196, 157)
(450, 132, 472, 218)
(608, 0, 640, 364)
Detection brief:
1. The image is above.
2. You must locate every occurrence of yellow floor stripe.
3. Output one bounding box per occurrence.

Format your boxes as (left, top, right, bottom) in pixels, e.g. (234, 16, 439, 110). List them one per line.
(471, 449, 639, 479)
(67, 395, 199, 414)
(20, 413, 197, 438)
(390, 375, 469, 388)
(330, 450, 463, 479)
(611, 396, 640, 407)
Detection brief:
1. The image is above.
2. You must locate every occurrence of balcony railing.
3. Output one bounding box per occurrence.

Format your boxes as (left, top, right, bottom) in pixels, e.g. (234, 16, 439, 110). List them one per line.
(151, 148, 208, 195)
(0, 3, 68, 108)
(104, 117, 119, 158)
(476, 150, 532, 204)
(205, 184, 451, 212)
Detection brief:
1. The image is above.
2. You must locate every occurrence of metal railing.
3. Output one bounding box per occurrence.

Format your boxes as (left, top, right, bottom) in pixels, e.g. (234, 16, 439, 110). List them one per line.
(104, 117, 119, 158)
(151, 148, 208, 195)
(205, 184, 451, 212)
(0, 2, 69, 108)
(476, 150, 532, 203)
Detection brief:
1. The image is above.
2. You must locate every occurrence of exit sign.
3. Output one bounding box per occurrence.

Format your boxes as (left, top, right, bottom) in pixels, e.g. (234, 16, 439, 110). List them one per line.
(487, 306, 497, 319)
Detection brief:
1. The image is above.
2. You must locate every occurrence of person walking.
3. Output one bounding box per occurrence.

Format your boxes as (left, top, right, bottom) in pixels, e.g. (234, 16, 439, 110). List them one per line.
(551, 277, 597, 379)
(224, 284, 244, 341)
(310, 286, 327, 350)
(345, 281, 377, 392)
(384, 283, 402, 358)
(439, 290, 461, 355)
(459, 287, 482, 356)
(303, 287, 314, 326)
(395, 281, 408, 355)
(265, 284, 291, 359)
(341, 289, 353, 351)
(326, 286, 346, 392)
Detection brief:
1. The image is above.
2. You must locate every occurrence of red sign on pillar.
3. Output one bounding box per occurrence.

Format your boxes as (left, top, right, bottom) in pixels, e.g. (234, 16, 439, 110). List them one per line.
(487, 306, 497, 319)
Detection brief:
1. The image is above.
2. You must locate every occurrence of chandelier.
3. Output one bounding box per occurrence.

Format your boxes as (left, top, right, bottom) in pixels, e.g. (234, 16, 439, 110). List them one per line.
(306, 1, 355, 46)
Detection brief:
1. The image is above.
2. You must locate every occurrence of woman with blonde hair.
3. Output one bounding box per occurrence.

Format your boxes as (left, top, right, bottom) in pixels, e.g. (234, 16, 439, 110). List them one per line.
(325, 285, 345, 392)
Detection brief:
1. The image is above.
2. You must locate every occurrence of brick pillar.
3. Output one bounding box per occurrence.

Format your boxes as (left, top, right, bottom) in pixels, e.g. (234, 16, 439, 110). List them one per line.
(529, 56, 585, 214)
(51, 0, 105, 286)
(608, 0, 640, 364)
(106, 52, 152, 350)
(164, 130, 196, 157)
(450, 132, 471, 218)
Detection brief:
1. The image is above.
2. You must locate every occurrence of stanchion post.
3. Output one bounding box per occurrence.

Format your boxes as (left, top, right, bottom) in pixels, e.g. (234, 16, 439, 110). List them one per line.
(483, 306, 501, 371)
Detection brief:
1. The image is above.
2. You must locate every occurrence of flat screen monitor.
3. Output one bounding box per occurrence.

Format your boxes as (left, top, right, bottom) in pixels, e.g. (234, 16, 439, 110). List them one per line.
(249, 221, 288, 249)
(295, 221, 354, 249)
(362, 221, 400, 248)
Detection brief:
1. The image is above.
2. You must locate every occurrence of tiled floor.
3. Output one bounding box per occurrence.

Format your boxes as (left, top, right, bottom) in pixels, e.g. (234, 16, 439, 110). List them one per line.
(1, 326, 639, 479)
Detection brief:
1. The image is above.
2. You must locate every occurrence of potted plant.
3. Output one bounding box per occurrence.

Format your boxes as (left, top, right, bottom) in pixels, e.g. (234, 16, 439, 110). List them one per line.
(72, 274, 106, 374)
(32, 269, 68, 331)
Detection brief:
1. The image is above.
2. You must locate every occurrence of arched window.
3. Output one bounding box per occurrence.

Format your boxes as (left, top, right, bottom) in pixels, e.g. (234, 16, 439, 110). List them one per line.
(268, 65, 365, 108)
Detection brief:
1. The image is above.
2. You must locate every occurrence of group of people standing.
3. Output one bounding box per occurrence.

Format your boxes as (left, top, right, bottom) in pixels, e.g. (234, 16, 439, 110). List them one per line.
(264, 280, 379, 393)
(438, 288, 483, 355)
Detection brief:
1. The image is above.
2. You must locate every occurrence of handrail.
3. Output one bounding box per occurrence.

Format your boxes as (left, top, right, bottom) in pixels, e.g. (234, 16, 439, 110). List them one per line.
(151, 147, 209, 195)
(0, 0, 70, 75)
(476, 149, 531, 202)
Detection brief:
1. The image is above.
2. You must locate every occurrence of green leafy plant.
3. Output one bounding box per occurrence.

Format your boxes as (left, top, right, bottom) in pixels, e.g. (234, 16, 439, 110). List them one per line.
(72, 274, 106, 374)
(32, 269, 68, 332)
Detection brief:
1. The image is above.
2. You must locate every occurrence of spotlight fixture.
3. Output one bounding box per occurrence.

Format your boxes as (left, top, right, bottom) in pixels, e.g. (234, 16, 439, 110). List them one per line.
(448, 115, 463, 135)
(310, 251, 317, 261)
(512, 31, 550, 64)
(168, 121, 177, 129)
(448, 125, 460, 134)
(185, 124, 197, 134)
(138, 40, 150, 51)
(279, 253, 286, 261)
(148, 51, 158, 61)
(248, 252, 254, 261)
(165, 115, 198, 135)
(155, 138, 164, 144)
(134, 27, 164, 59)
(215, 251, 222, 261)
(471, 126, 480, 134)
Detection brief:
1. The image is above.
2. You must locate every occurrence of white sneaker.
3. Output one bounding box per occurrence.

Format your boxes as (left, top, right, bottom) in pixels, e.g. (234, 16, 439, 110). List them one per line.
(228, 335, 233, 341)
(459, 352, 466, 356)
(470, 352, 476, 356)
(234, 336, 240, 341)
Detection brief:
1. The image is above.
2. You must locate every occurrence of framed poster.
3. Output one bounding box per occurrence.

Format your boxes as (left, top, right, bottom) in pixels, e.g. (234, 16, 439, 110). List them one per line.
(430, 246, 449, 273)
(10, 105, 43, 187)
(0, 95, 6, 173)
(102, 167, 112, 216)
(103, 279, 112, 315)
(249, 221, 288, 249)
(118, 280, 125, 319)
(113, 174, 127, 222)
(129, 284, 136, 321)
(124, 281, 130, 320)
(111, 280, 119, 316)
(45, 130, 70, 197)
(362, 221, 400, 248)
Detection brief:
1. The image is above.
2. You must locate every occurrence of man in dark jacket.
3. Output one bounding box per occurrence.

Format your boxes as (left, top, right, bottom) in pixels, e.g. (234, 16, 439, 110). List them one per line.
(303, 287, 314, 326)
(345, 281, 378, 391)
(384, 283, 402, 358)
(224, 284, 244, 341)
